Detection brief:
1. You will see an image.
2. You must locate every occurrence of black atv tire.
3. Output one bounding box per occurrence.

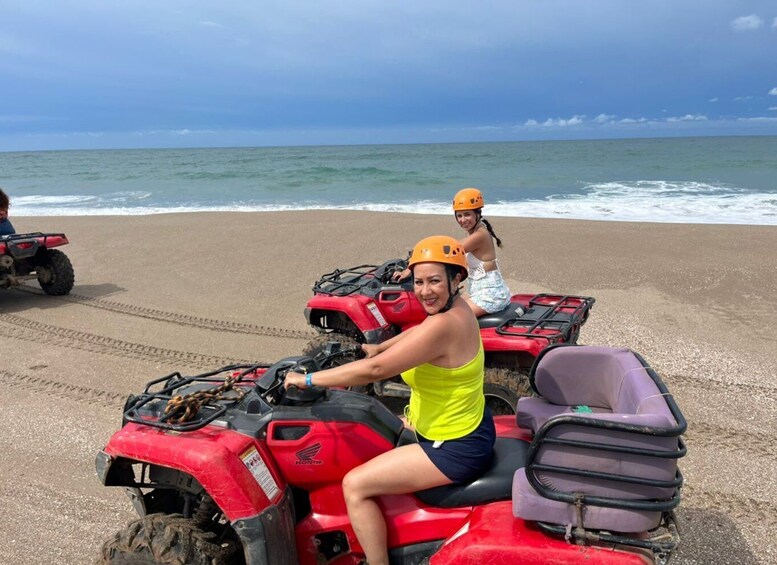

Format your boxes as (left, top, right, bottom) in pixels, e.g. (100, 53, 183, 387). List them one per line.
(303, 333, 363, 367)
(484, 366, 533, 399)
(483, 383, 518, 416)
(483, 367, 536, 415)
(97, 513, 237, 565)
(37, 248, 74, 295)
(303, 333, 369, 393)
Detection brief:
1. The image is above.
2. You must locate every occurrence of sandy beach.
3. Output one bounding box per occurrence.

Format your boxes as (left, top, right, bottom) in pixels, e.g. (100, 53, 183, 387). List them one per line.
(1, 210, 775, 564)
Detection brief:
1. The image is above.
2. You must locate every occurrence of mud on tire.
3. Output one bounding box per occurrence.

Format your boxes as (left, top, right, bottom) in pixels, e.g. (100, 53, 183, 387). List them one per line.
(483, 367, 535, 415)
(303, 333, 366, 390)
(97, 513, 238, 565)
(37, 248, 74, 296)
(303, 333, 363, 362)
(484, 366, 533, 398)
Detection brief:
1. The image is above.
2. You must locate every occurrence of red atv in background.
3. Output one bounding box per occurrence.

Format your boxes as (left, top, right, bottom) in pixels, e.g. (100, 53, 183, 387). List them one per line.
(304, 258, 594, 413)
(0, 232, 75, 295)
(95, 343, 686, 565)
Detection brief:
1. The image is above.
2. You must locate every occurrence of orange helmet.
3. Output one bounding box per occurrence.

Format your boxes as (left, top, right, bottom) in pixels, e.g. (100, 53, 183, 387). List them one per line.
(452, 188, 484, 211)
(408, 235, 468, 281)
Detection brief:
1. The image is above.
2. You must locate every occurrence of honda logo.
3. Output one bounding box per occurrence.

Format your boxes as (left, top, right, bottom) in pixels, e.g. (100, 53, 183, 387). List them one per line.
(295, 443, 323, 465)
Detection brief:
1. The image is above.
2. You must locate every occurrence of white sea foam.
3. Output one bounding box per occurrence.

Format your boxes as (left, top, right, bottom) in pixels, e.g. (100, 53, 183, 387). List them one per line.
(488, 181, 777, 225)
(13, 194, 97, 205)
(11, 182, 776, 225)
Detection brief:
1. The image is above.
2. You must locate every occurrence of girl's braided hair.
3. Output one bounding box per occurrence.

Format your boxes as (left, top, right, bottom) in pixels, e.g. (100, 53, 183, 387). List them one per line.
(478, 213, 503, 248)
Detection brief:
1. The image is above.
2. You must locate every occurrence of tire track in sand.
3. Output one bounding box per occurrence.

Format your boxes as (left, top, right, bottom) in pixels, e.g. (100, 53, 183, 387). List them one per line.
(662, 372, 777, 403)
(12, 286, 317, 340)
(0, 369, 127, 409)
(0, 314, 261, 368)
(682, 485, 777, 528)
(684, 421, 777, 461)
(0, 368, 262, 410)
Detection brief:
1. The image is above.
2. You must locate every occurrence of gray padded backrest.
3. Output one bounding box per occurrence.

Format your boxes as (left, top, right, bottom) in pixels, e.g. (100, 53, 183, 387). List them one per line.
(527, 346, 680, 499)
(514, 346, 684, 533)
(534, 346, 676, 425)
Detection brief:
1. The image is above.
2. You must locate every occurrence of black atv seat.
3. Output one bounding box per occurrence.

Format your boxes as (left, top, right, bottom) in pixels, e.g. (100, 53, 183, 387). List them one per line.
(478, 305, 525, 329)
(413, 437, 529, 508)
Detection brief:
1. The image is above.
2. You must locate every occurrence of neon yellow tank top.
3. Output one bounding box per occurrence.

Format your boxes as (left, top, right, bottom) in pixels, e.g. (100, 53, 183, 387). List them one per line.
(400, 342, 485, 441)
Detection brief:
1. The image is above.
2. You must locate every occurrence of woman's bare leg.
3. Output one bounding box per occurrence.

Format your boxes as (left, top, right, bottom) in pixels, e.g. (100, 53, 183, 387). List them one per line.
(342, 444, 452, 565)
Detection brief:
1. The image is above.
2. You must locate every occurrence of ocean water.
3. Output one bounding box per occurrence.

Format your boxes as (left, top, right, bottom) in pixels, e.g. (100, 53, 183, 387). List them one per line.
(2, 136, 776, 225)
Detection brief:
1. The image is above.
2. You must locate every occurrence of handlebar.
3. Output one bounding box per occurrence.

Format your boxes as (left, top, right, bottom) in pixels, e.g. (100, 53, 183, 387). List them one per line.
(377, 258, 409, 285)
(256, 343, 364, 405)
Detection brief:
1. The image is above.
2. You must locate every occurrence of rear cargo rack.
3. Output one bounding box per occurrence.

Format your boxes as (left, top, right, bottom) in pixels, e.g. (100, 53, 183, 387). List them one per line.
(122, 364, 268, 432)
(0, 232, 65, 242)
(0, 232, 68, 255)
(496, 294, 595, 342)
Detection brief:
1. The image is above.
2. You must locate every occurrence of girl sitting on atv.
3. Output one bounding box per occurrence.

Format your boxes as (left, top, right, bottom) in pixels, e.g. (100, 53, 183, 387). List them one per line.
(452, 187, 511, 316)
(286, 235, 496, 565)
(393, 187, 511, 317)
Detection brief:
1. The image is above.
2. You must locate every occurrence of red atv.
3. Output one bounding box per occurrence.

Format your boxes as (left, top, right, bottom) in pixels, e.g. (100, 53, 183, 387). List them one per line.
(304, 258, 594, 413)
(95, 343, 685, 565)
(0, 232, 75, 295)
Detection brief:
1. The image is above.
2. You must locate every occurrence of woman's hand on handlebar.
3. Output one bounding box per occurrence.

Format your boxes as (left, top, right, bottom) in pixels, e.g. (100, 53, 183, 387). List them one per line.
(361, 344, 380, 358)
(391, 268, 411, 283)
(284, 371, 309, 389)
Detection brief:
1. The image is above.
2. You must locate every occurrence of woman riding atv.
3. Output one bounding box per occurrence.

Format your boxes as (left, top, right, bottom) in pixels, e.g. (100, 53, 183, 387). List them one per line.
(285, 235, 496, 565)
(394, 187, 511, 317)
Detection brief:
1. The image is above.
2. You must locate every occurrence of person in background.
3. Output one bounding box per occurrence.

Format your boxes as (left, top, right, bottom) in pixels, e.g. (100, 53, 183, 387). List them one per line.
(285, 235, 495, 565)
(393, 187, 511, 317)
(451, 187, 511, 316)
(0, 188, 16, 236)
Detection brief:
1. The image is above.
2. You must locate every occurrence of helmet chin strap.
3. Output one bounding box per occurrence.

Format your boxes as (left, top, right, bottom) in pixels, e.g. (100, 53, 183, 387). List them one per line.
(438, 291, 459, 313)
(436, 271, 460, 314)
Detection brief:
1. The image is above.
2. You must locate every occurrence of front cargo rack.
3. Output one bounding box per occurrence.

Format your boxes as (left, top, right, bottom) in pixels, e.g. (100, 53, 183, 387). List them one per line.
(313, 259, 407, 297)
(122, 363, 268, 432)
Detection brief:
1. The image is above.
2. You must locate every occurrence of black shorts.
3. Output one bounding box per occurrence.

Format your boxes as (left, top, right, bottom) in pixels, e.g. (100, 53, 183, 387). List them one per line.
(416, 407, 496, 483)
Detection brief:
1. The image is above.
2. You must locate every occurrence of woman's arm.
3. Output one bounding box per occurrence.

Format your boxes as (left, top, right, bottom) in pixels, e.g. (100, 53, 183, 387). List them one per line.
(460, 228, 488, 254)
(286, 318, 447, 389)
(364, 325, 416, 357)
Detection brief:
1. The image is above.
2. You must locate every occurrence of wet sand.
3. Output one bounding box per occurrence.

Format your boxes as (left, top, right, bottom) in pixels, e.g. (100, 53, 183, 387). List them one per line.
(0, 211, 775, 564)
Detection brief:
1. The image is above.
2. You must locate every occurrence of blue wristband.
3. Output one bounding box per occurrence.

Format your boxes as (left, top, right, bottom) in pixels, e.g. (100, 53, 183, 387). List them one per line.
(305, 373, 314, 387)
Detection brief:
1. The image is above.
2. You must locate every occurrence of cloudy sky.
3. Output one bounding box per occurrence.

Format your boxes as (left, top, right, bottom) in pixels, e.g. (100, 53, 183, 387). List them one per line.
(1, 1, 776, 150)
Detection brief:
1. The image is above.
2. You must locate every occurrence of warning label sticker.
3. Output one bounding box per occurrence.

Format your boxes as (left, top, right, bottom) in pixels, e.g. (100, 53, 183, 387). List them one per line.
(367, 302, 387, 326)
(241, 447, 280, 501)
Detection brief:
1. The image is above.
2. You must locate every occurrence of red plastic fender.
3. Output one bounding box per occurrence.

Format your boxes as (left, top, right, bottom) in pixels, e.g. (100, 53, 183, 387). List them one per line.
(43, 234, 69, 248)
(104, 424, 284, 521)
(306, 293, 392, 335)
(431, 501, 653, 565)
